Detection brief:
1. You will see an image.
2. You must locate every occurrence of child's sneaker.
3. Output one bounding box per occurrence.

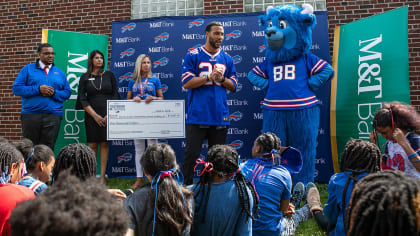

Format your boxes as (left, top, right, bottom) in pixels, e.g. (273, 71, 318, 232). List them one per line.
(304, 182, 316, 202)
(290, 182, 304, 207)
(123, 189, 134, 197)
(307, 187, 323, 215)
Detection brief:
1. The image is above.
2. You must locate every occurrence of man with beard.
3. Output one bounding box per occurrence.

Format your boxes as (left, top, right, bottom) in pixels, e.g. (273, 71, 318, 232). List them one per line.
(181, 21, 238, 185)
(12, 43, 71, 151)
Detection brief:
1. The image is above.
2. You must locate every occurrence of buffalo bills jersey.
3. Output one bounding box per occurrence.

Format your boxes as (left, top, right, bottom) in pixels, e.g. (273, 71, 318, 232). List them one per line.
(127, 77, 161, 99)
(181, 47, 238, 126)
(251, 53, 328, 110)
(383, 132, 420, 178)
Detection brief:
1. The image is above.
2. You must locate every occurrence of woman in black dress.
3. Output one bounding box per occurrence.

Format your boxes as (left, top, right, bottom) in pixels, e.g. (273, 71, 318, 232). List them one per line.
(77, 50, 120, 183)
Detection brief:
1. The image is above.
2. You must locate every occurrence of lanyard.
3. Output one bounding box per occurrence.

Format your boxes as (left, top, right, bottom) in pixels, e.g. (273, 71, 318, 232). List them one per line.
(137, 78, 149, 98)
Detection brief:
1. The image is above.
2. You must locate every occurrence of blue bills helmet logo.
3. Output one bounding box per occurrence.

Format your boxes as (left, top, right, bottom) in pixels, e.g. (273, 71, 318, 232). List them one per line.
(121, 22, 136, 33)
(154, 32, 169, 43)
(153, 57, 169, 68)
(119, 72, 133, 83)
(225, 30, 242, 40)
(117, 153, 133, 163)
(232, 55, 242, 64)
(229, 111, 243, 121)
(120, 48, 135, 58)
(228, 140, 244, 150)
(188, 19, 204, 28)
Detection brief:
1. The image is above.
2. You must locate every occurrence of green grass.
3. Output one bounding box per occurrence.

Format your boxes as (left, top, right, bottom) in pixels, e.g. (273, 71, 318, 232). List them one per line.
(295, 183, 328, 235)
(106, 177, 136, 190)
(107, 178, 328, 235)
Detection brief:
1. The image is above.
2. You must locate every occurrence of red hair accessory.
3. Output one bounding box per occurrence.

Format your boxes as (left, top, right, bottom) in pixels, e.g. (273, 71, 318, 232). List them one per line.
(194, 158, 213, 176)
(160, 171, 172, 179)
(231, 168, 241, 177)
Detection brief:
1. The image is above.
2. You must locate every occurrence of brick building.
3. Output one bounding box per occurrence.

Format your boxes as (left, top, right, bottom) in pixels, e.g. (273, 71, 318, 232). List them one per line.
(0, 0, 418, 140)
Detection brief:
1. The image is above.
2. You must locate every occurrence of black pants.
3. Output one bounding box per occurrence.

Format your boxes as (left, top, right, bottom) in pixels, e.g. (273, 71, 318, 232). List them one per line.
(182, 124, 228, 185)
(21, 113, 62, 151)
(314, 211, 335, 232)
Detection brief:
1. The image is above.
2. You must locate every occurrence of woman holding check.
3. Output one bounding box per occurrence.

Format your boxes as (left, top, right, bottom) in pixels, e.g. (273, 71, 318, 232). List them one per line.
(127, 54, 164, 189)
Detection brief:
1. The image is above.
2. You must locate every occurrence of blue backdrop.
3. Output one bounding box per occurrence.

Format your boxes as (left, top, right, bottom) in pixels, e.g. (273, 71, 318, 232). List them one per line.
(109, 11, 334, 182)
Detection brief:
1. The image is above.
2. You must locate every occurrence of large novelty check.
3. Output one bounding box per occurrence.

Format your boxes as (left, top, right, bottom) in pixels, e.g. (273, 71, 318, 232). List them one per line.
(107, 100, 185, 140)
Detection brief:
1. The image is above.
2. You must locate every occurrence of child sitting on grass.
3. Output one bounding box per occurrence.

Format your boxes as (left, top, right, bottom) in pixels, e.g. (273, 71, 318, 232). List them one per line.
(308, 139, 381, 235)
(370, 101, 420, 178)
(124, 143, 193, 236)
(241, 132, 318, 236)
(52, 143, 126, 199)
(191, 144, 258, 236)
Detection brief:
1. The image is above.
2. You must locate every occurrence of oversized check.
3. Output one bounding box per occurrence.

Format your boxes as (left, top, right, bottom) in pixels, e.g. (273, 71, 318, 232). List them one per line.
(107, 100, 185, 140)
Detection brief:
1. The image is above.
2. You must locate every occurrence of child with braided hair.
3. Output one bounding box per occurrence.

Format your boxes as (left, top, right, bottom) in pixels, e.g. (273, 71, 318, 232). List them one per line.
(308, 139, 381, 236)
(14, 138, 54, 195)
(191, 144, 258, 236)
(0, 142, 35, 236)
(52, 143, 126, 199)
(370, 101, 420, 178)
(240, 132, 314, 236)
(52, 143, 97, 182)
(124, 143, 193, 236)
(345, 170, 420, 235)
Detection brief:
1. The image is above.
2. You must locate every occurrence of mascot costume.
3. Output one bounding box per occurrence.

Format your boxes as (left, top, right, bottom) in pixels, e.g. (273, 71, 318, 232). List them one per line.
(248, 4, 334, 185)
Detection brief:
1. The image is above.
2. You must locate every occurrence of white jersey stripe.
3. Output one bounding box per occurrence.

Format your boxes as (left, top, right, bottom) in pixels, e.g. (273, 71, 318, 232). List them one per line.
(262, 99, 319, 108)
(314, 61, 327, 74)
(181, 72, 195, 82)
(310, 59, 324, 75)
(29, 181, 42, 191)
(264, 95, 317, 103)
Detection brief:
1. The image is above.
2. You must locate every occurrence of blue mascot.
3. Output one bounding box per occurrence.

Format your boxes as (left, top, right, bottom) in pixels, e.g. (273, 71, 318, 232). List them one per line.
(248, 4, 334, 185)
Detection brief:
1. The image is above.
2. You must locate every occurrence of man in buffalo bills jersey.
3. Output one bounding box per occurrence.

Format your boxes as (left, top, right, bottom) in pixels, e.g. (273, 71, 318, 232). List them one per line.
(181, 21, 238, 185)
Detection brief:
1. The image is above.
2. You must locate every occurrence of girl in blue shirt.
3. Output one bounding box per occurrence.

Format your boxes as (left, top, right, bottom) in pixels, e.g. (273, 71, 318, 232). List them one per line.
(241, 133, 313, 236)
(191, 145, 258, 236)
(127, 54, 164, 189)
(311, 139, 381, 236)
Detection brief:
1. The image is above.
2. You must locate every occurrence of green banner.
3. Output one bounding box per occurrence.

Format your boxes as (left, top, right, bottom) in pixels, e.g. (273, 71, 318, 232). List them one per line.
(331, 6, 409, 171)
(42, 29, 108, 164)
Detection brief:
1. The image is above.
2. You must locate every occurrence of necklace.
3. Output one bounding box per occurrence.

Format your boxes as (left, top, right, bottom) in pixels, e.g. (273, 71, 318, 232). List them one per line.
(90, 73, 103, 91)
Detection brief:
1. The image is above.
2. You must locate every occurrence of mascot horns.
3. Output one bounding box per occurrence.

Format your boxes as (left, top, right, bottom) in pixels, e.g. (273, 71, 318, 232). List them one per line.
(301, 4, 314, 14)
(266, 6, 273, 15)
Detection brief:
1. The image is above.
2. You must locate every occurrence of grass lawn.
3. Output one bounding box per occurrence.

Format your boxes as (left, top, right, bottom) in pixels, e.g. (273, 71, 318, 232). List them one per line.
(107, 178, 328, 235)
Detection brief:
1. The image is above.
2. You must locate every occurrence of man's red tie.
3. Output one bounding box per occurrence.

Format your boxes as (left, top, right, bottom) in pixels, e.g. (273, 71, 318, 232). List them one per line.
(44, 66, 48, 76)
